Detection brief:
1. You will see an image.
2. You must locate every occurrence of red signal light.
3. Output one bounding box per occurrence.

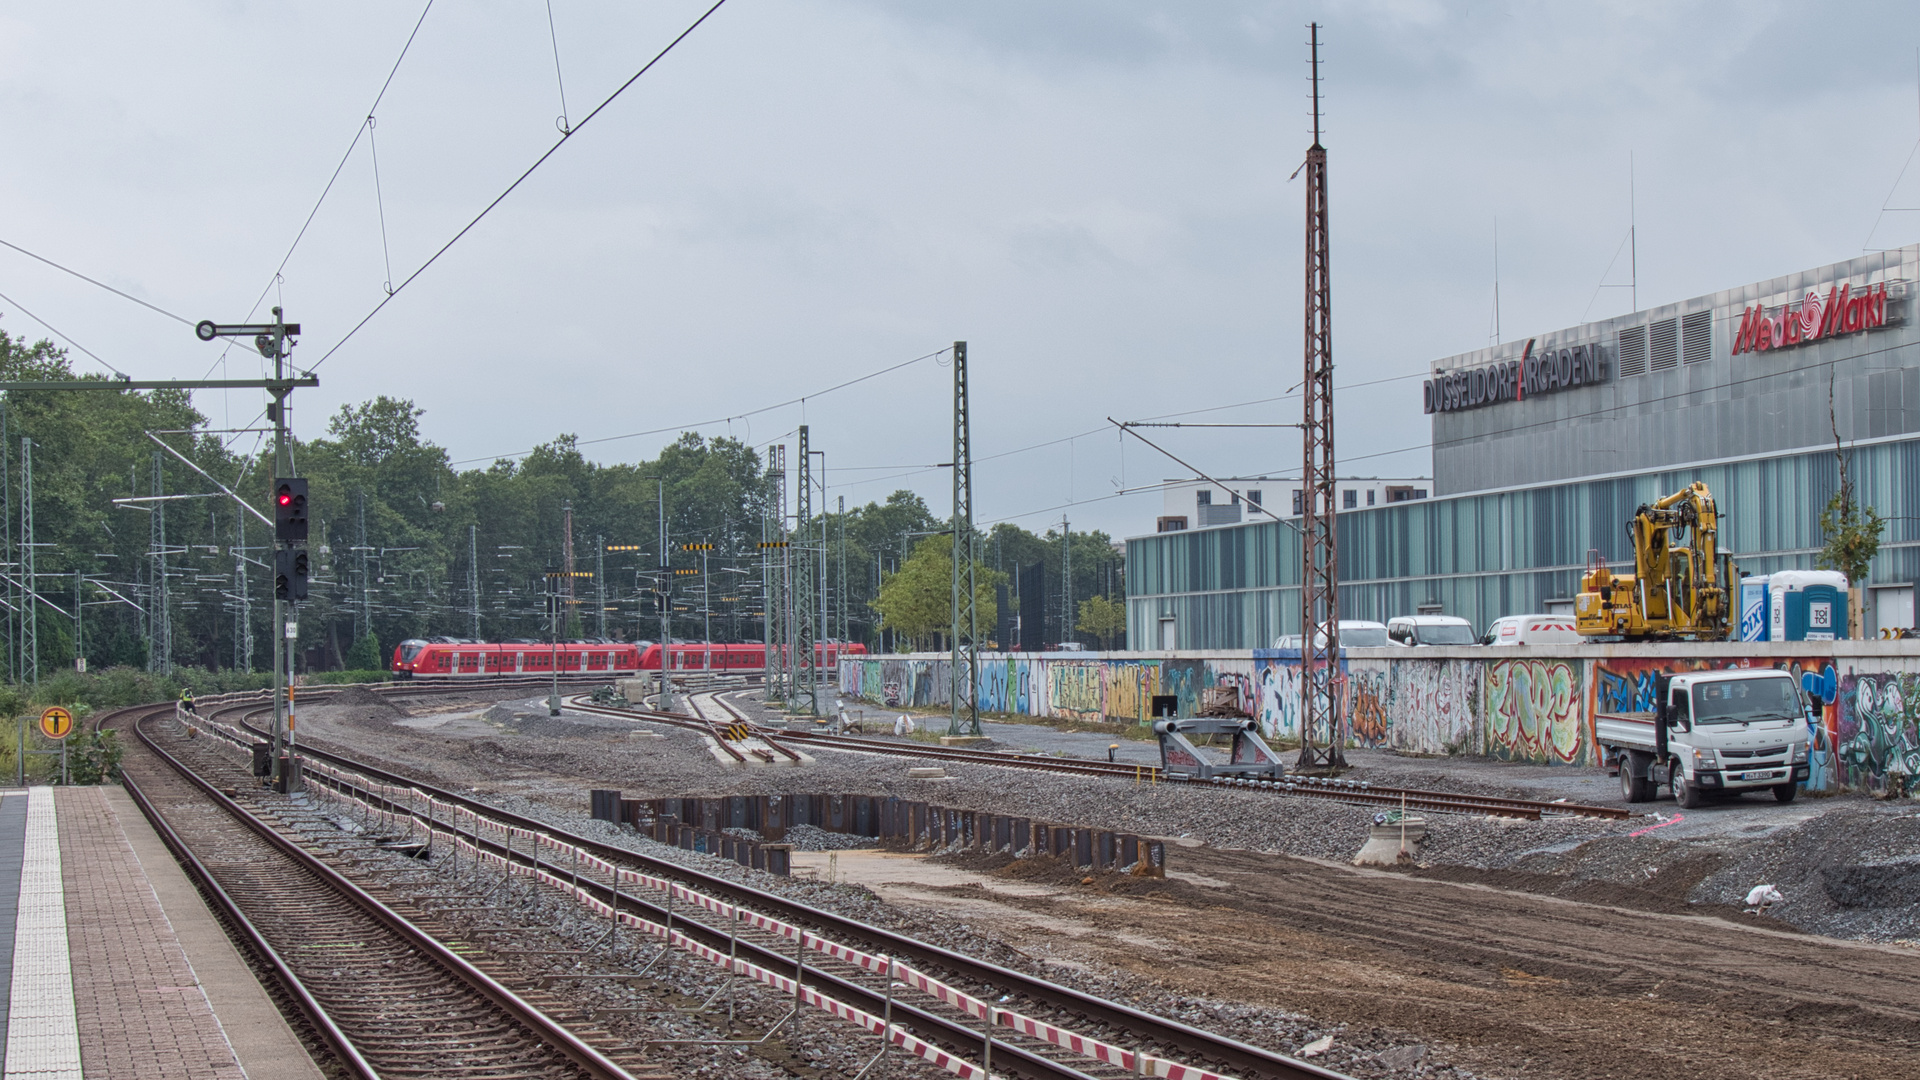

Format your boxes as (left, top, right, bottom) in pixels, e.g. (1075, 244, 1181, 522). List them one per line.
(278, 494, 292, 506)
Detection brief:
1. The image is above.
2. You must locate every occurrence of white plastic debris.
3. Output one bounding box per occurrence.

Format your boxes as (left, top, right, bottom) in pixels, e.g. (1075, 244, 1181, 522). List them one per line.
(1300, 1035, 1334, 1058)
(1745, 884, 1783, 909)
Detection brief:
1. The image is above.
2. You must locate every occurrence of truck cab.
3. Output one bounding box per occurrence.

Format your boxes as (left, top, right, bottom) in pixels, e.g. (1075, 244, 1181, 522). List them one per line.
(1598, 670, 1813, 808)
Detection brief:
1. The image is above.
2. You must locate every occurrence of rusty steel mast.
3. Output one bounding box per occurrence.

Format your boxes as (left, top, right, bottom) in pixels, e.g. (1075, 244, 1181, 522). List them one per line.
(1298, 23, 1346, 771)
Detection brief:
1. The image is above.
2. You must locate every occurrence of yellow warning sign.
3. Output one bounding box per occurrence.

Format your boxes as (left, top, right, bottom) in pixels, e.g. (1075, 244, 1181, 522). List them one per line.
(39, 706, 73, 740)
(721, 722, 751, 742)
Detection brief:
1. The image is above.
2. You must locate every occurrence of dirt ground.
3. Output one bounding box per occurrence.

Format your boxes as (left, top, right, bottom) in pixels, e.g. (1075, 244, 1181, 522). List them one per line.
(290, 686, 1920, 1080)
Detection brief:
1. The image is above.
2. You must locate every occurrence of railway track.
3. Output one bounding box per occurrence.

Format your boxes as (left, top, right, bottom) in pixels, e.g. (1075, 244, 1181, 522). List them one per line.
(578, 689, 1627, 822)
(108, 699, 659, 1080)
(188, 692, 1354, 1080)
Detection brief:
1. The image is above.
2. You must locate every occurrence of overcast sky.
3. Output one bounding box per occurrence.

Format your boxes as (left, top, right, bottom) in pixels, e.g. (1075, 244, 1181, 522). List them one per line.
(4, 1, 1920, 539)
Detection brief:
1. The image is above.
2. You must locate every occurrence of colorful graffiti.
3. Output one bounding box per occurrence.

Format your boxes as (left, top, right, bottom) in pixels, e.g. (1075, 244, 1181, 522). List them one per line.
(1049, 663, 1103, 721)
(1485, 659, 1584, 764)
(838, 651, 1920, 794)
(1837, 671, 1920, 794)
(1102, 662, 1160, 725)
(1348, 667, 1390, 747)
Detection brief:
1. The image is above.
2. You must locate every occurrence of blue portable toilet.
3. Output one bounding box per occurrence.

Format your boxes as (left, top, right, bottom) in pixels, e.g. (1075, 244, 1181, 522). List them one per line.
(1770, 570, 1848, 641)
(1739, 575, 1770, 641)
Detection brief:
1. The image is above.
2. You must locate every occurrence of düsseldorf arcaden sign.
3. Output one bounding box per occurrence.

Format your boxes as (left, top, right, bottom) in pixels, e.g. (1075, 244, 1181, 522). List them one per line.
(1423, 338, 1607, 415)
(1730, 280, 1892, 356)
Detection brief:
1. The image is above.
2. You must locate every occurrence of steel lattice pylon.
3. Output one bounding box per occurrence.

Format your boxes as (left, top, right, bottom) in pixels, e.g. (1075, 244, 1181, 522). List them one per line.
(793, 427, 817, 716)
(763, 445, 787, 701)
(1298, 23, 1346, 771)
(950, 341, 979, 736)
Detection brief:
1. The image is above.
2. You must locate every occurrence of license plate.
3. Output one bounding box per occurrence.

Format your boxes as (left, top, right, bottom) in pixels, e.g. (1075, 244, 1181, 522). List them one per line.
(1737, 771, 1774, 782)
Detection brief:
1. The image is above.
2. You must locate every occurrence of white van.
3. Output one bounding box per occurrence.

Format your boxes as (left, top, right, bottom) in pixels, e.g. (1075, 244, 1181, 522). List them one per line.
(1386, 615, 1476, 646)
(1483, 614, 1582, 646)
(1273, 620, 1390, 650)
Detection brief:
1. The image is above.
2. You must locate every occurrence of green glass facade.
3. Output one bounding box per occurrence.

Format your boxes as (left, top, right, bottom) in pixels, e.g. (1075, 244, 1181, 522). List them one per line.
(1127, 437, 1920, 650)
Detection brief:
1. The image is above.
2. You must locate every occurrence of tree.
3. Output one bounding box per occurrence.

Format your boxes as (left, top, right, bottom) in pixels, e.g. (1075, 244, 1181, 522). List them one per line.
(1820, 371, 1886, 638)
(344, 632, 383, 672)
(870, 536, 998, 650)
(1077, 595, 1126, 650)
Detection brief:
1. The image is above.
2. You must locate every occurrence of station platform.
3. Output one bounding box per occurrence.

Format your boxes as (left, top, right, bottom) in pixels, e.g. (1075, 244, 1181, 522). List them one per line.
(0, 786, 321, 1080)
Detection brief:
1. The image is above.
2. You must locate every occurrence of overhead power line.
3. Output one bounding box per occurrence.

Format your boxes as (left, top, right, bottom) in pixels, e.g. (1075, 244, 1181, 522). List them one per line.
(0, 286, 132, 378)
(449, 342, 941, 465)
(309, 0, 731, 373)
(0, 238, 193, 326)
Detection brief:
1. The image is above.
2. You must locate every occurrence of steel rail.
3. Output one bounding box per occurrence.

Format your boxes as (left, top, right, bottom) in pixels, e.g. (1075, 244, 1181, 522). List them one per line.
(113, 703, 643, 1080)
(281, 748, 1111, 1080)
(225, 707, 1350, 1080)
(108, 703, 384, 1080)
(589, 692, 1628, 822)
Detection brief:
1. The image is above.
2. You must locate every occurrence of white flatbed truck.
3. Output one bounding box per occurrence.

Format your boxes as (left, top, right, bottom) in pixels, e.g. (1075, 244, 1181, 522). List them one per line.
(1598, 669, 1813, 809)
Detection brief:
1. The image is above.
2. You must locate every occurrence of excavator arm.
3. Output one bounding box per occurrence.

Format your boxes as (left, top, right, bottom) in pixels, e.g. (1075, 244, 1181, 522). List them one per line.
(1576, 481, 1736, 640)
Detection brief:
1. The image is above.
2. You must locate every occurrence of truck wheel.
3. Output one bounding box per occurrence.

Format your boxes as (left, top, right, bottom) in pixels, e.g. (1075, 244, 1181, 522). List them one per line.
(1619, 752, 1652, 803)
(1772, 782, 1799, 804)
(1671, 764, 1702, 809)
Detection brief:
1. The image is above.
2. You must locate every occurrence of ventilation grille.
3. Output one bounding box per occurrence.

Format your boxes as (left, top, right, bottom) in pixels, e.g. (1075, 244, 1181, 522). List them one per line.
(1618, 325, 1648, 377)
(1682, 310, 1712, 363)
(1649, 318, 1679, 371)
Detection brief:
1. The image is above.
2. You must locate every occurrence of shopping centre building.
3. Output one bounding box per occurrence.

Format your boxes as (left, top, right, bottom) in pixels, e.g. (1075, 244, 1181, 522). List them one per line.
(1126, 243, 1920, 650)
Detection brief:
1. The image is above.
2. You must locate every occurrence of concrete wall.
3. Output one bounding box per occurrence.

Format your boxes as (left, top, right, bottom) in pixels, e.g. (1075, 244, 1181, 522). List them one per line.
(839, 643, 1920, 794)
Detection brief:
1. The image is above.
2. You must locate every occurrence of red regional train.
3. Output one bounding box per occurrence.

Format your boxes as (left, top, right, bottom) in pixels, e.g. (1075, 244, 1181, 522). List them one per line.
(392, 639, 865, 679)
(640, 641, 865, 671)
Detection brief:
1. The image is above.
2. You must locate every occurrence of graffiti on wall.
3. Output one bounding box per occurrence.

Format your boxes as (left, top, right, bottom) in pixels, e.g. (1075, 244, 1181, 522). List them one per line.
(1103, 662, 1161, 725)
(1389, 660, 1480, 756)
(1837, 671, 1920, 793)
(1250, 650, 1348, 743)
(1485, 659, 1584, 764)
(1050, 663, 1103, 721)
(1348, 666, 1390, 747)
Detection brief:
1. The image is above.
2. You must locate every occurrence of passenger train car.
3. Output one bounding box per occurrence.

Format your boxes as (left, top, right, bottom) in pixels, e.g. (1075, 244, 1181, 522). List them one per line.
(639, 641, 866, 671)
(392, 639, 866, 679)
(392, 639, 644, 679)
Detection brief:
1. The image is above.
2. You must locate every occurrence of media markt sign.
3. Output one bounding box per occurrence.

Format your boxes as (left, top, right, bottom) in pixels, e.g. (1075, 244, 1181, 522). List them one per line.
(1731, 280, 1894, 356)
(1423, 337, 1609, 415)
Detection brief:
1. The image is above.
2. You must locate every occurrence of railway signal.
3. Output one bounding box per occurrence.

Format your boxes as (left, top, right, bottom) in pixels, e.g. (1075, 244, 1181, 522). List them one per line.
(274, 478, 308, 543)
(275, 549, 310, 601)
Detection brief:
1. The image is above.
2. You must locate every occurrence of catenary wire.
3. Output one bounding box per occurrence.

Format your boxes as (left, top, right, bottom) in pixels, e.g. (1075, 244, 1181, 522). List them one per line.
(0, 239, 193, 326)
(449, 342, 940, 465)
(306, 0, 730, 374)
(0, 286, 132, 378)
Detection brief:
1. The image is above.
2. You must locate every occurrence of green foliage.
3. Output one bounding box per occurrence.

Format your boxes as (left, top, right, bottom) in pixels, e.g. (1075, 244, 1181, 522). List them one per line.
(1076, 595, 1126, 649)
(1817, 486, 1885, 589)
(871, 536, 999, 649)
(19, 666, 273, 712)
(67, 729, 122, 785)
(343, 632, 383, 672)
(306, 669, 392, 685)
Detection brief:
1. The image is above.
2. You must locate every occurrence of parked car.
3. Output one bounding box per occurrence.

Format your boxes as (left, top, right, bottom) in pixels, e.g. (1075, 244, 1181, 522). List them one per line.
(1482, 614, 1582, 646)
(1386, 615, 1476, 646)
(1271, 620, 1391, 650)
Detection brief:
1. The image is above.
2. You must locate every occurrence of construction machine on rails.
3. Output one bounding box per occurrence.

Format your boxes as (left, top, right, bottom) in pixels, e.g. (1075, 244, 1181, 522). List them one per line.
(1576, 480, 1738, 641)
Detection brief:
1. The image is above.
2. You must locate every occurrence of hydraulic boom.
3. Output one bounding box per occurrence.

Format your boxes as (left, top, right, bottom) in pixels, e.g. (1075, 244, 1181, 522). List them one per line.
(1576, 481, 1737, 641)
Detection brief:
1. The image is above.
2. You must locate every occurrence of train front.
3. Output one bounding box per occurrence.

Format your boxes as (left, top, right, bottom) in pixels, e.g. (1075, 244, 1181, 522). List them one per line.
(393, 639, 429, 678)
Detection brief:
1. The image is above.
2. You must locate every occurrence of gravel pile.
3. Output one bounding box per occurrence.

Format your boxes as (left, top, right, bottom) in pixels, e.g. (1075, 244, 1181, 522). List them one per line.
(775, 824, 878, 851)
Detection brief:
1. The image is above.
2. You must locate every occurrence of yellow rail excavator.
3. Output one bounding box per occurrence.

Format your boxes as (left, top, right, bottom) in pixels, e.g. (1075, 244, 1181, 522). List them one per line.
(1576, 480, 1738, 641)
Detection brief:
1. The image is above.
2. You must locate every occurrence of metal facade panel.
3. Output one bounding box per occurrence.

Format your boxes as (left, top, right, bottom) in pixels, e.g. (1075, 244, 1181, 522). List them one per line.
(1431, 244, 1918, 495)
